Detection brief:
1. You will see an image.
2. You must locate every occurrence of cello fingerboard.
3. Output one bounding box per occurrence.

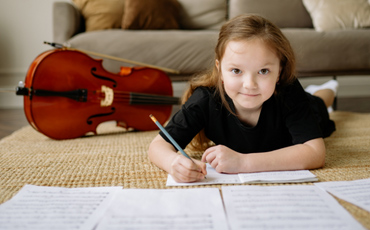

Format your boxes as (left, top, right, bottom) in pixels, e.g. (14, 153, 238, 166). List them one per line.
(129, 92, 180, 105)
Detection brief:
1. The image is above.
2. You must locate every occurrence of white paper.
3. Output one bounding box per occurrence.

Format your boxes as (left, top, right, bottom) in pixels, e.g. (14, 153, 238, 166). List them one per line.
(167, 163, 240, 186)
(315, 178, 370, 213)
(0, 185, 121, 230)
(222, 185, 365, 230)
(96, 188, 229, 230)
(238, 170, 318, 183)
(167, 163, 317, 186)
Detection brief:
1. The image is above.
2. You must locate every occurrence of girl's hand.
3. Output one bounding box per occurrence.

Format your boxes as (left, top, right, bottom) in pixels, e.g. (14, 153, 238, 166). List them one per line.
(202, 145, 243, 173)
(170, 155, 207, 183)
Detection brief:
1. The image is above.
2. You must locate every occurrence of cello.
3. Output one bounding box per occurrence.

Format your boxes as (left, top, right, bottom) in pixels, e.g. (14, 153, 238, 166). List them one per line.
(16, 43, 180, 140)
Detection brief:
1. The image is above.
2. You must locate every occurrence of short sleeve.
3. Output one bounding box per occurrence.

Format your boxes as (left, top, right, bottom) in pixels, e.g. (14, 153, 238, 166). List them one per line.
(281, 80, 323, 144)
(159, 87, 211, 149)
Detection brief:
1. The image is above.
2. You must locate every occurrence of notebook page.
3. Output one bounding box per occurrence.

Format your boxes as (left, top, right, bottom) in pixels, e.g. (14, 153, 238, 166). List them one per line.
(167, 164, 317, 186)
(238, 170, 318, 183)
(166, 163, 240, 186)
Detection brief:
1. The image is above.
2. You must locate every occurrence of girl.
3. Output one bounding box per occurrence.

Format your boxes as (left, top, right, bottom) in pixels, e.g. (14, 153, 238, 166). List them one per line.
(148, 14, 337, 183)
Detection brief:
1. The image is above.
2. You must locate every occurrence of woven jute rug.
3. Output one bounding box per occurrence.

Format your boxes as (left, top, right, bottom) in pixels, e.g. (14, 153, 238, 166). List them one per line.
(0, 111, 369, 228)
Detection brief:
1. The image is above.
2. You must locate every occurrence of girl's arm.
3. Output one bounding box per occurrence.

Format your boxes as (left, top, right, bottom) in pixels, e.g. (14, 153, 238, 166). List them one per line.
(148, 135, 207, 182)
(201, 138, 326, 173)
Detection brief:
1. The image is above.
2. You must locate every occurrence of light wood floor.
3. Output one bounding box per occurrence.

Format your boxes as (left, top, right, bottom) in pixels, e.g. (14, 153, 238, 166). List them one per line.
(0, 96, 369, 140)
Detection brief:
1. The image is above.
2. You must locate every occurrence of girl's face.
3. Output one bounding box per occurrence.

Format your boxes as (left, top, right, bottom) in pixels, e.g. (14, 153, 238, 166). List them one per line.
(217, 39, 281, 115)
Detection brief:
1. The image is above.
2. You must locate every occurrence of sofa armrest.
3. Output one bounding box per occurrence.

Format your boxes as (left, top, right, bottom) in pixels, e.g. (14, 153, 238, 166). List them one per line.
(53, 1, 84, 44)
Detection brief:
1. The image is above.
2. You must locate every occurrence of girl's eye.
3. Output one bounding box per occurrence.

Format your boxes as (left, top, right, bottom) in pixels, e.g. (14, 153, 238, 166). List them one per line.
(258, 69, 270, 75)
(231, 68, 242, 75)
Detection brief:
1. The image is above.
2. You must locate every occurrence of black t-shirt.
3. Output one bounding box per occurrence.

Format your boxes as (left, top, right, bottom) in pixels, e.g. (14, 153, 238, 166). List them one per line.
(160, 79, 335, 153)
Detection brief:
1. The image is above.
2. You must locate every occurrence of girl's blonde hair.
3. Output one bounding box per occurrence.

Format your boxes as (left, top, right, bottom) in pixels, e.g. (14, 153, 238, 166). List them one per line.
(183, 14, 297, 151)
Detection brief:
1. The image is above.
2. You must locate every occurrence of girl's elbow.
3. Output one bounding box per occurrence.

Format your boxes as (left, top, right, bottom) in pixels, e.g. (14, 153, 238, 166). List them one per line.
(306, 148, 326, 170)
(317, 148, 326, 168)
(303, 138, 326, 169)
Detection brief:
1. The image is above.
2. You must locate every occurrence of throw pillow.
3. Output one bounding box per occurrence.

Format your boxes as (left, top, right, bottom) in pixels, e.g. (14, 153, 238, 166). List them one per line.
(302, 0, 370, 31)
(177, 0, 227, 30)
(73, 0, 125, 32)
(121, 0, 181, 30)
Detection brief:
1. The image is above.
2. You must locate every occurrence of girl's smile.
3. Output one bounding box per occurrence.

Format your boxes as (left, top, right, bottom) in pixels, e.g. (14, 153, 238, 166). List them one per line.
(240, 93, 259, 97)
(217, 38, 281, 118)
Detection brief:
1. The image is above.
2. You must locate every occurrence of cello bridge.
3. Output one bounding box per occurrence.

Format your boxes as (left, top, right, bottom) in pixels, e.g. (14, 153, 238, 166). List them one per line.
(101, 85, 114, 107)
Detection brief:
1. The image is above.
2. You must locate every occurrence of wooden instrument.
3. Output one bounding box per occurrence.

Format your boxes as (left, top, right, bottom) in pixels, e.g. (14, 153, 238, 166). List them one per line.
(16, 47, 180, 139)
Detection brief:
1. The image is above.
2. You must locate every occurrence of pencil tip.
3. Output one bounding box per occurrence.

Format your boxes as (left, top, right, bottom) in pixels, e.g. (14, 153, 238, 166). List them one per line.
(149, 114, 157, 123)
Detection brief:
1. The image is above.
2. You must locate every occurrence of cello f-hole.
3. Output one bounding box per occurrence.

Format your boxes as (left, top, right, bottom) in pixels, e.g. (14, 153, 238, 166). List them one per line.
(91, 67, 117, 87)
(87, 107, 116, 125)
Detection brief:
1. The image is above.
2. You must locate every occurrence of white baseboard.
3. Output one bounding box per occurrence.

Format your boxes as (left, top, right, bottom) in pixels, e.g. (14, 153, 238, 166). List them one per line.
(1, 73, 369, 109)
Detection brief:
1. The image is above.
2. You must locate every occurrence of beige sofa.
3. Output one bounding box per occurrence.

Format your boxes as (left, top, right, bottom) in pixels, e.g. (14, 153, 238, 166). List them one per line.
(53, 0, 370, 81)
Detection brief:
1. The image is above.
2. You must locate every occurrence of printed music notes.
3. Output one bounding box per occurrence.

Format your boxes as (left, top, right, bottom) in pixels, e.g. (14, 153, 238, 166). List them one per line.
(96, 188, 228, 230)
(0, 186, 227, 230)
(315, 178, 370, 213)
(0, 185, 121, 230)
(1, 182, 368, 230)
(222, 185, 365, 230)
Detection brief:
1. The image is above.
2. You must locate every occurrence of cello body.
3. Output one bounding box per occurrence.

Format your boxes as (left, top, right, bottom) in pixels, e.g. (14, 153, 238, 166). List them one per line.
(21, 49, 178, 139)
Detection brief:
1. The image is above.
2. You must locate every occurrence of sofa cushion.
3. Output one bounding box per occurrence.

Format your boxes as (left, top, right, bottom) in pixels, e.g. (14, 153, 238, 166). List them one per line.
(66, 28, 370, 78)
(122, 0, 181, 29)
(283, 28, 370, 75)
(177, 0, 227, 29)
(72, 0, 125, 31)
(302, 0, 370, 31)
(228, 0, 313, 28)
(66, 30, 219, 77)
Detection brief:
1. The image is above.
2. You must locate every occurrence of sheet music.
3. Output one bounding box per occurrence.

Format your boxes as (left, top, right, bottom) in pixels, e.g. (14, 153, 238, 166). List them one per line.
(221, 185, 365, 230)
(315, 178, 370, 213)
(0, 185, 121, 230)
(167, 163, 317, 186)
(95, 188, 229, 230)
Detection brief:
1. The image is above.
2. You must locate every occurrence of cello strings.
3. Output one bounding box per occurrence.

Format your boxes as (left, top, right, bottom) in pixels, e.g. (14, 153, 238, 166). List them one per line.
(96, 90, 180, 105)
(18, 88, 180, 105)
(113, 94, 178, 101)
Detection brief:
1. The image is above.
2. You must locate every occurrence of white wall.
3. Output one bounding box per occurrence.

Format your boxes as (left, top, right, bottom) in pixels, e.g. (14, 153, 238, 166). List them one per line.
(0, 0, 69, 107)
(0, 0, 69, 73)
